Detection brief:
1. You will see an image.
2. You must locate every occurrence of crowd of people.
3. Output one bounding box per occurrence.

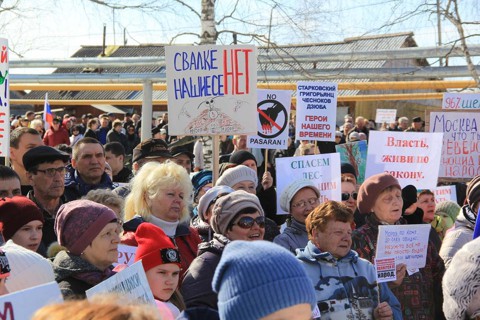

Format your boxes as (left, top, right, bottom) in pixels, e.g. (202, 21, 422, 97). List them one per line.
(0, 110, 477, 320)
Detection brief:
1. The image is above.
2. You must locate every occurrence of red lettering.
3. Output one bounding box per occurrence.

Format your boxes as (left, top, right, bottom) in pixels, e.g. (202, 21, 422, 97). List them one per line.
(0, 302, 14, 320)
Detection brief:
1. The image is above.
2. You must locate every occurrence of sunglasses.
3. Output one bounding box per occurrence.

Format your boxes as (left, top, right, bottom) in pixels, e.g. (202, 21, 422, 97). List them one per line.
(341, 192, 358, 201)
(231, 216, 265, 229)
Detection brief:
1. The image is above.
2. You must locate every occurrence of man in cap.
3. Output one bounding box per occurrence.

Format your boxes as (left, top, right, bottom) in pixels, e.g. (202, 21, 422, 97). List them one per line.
(23, 145, 70, 255)
(171, 145, 195, 174)
(405, 117, 424, 132)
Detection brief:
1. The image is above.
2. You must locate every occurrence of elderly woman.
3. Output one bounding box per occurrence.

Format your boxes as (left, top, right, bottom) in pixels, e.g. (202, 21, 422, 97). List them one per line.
(181, 190, 265, 310)
(273, 179, 320, 254)
(52, 200, 121, 299)
(122, 161, 201, 278)
(351, 173, 445, 319)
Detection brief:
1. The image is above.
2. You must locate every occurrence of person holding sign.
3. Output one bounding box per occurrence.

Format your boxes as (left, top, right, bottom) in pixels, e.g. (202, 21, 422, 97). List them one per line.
(351, 173, 445, 319)
(296, 201, 401, 320)
(274, 179, 320, 254)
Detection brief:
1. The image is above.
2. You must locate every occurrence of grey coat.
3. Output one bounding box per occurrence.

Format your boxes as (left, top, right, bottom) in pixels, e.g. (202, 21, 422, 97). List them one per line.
(273, 218, 308, 254)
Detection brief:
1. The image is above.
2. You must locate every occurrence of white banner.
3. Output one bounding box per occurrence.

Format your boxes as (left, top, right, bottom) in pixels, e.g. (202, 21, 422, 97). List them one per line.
(432, 185, 457, 204)
(114, 244, 137, 267)
(275, 153, 341, 215)
(295, 81, 337, 142)
(0, 39, 9, 157)
(166, 45, 257, 135)
(375, 109, 397, 124)
(442, 92, 480, 110)
(247, 89, 291, 150)
(365, 131, 443, 189)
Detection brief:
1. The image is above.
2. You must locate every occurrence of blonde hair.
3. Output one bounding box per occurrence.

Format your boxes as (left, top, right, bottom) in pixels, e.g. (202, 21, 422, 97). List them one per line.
(125, 161, 192, 222)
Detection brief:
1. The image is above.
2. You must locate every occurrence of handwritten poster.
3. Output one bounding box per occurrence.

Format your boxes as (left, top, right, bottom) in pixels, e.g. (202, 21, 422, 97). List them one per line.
(432, 185, 457, 204)
(0, 39, 9, 157)
(247, 89, 291, 150)
(295, 81, 337, 142)
(275, 153, 341, 214)
(335, 140, 368, 184)
(365, 131, 443, 189)
(375, 109, 397, 124)
(442, 92, 480, 110)
(165, 45, 257, 136)
(430, 111, 480, 178)
(376, 224, 430, 269)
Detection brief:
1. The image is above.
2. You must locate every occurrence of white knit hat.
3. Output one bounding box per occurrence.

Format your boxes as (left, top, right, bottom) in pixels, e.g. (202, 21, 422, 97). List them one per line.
(215, 165, 258, 188)
(2, 240, 55, 293)
(280, 179, 320, 212)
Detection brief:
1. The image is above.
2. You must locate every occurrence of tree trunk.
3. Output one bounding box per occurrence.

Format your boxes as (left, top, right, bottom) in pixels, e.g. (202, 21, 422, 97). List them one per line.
(200, 0, 216, 45)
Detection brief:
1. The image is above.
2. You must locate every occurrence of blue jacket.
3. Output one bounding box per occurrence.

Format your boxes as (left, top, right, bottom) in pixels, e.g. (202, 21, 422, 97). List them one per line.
(63, 165, 115, 202)
(296, 241, 402, 320)
(273, 218, 308, 254)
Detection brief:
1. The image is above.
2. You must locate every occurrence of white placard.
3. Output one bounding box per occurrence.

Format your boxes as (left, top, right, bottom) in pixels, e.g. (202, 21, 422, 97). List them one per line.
(275, 153, 341, 215)
(86, 261, 155, 305)
(430, 111, 480, 178)
(114, 244, 137, 267)
(247, 89, 292, 150)
(374, 257, 397, 283)
(0, 282, 62, 319)
(165, 45, 257, 135)
(0, 39, 9, 157)
(365, 131, 443, 189)
(375, 109, 397, 124)
(376, 224, 430, 269)
(442, 92, 480, 110)
(432, 185, 457, 204)
(295, 81, 337, 141)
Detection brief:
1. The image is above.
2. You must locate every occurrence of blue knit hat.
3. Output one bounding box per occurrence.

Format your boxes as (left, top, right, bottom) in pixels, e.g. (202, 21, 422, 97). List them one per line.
(191, 170, 213, 201)
(212, 240, 316, 320)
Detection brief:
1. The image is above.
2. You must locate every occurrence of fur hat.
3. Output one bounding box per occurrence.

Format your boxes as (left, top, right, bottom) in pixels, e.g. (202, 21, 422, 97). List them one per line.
(134, 223, 181, 272)
(197, 186, 235, 222)
(216, 165, 258, 188)
(229, 150, 257, 166)
(2, 240, 55, 293)
(443, 236, 480, 319)
(357, 173, 401, 214)
(54, 200, 118, 255)
(279, 179, 320, 212)
(0, 197, 44, 241)
(212, 240, 316, 320)
(210, 190, 264, 235)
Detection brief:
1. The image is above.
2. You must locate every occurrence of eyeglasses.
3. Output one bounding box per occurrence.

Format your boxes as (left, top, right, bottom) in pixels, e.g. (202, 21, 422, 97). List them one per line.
(341, 192, 358, 201)
(231, 216, 265, 229)
(291, 197, 320, 209)
(35, 166, 67, 177)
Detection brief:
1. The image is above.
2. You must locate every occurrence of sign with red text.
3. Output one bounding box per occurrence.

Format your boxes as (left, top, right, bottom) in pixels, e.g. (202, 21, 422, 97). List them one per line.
(430, 111, 480, 178)
(365, 131, 443, 189)
(442, 92, 480, 110)
(86, 261, 155, 306)
(166, 45, 257, 136)
(375, 109, 397, 124)
(376, 224, 430, 269)
(0, 39, 9, 157)
(275, 153, 341, 215)
(432, 185, 457, 204)
(247, 89, 291, 150)
(114, 244, 137, 267)
(374, 258, 397, 283)
(0, 282, 63, 320)
(295, 81, 337, 141)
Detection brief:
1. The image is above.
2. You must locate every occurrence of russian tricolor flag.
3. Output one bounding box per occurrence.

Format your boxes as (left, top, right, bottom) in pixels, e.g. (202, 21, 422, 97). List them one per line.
(43, 93, 53, 130)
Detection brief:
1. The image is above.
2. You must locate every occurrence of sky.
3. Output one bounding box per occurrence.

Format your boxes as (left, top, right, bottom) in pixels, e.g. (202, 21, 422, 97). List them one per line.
(1, 0, 478, 73)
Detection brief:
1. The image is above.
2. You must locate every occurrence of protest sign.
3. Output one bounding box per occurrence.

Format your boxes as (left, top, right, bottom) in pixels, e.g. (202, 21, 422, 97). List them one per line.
(0, 39, 9, 157)
(247, 89, 291, 150)
(432, 185, 457, 204)
(114, 244, 137, 267)
(442, 92, 480, 110)
(375, 109, 397, 125)
(295, 81, 337, 141)
(86, 261, 155, 305)
(374, 258, 397, 283)
(0, 282, 62, 319)
(275, 153, 341, 214)
(335, 140, 368, 184)
(430, 111, 480, 179)
(376, 224, 430, 269)
(365, 131, 443, 189)
(165, 45, 257, 136)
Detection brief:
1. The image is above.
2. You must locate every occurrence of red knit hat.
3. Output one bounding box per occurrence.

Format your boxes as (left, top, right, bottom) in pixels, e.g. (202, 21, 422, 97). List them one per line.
(0, 197, 44, 241)
(357, 173, 401, 214)
(134, 223, 181, 272)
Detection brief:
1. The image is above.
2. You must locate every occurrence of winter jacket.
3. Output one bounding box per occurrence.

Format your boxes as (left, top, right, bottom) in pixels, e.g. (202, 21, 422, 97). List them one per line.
(52, 250, 115, 299)
(63, 165, 115, 202)
(190, 215, 214, 243)
(440, 205, 475, 269)
(181, 234, 230, 309)
(296, 241, 402, 320)
(352, 214, 445, 320)
(122, 216, 201, 280)
(43, 127, 70, 147)
(113, 166, 133, 183)
(273, 218, 308, 254)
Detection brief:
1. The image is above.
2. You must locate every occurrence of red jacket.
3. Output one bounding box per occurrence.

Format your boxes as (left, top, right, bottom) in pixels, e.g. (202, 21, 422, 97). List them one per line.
(43, 127, 70, 147)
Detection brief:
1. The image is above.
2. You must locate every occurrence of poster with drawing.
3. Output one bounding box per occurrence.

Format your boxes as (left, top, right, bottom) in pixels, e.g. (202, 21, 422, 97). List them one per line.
(165, 45, 257, 136)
